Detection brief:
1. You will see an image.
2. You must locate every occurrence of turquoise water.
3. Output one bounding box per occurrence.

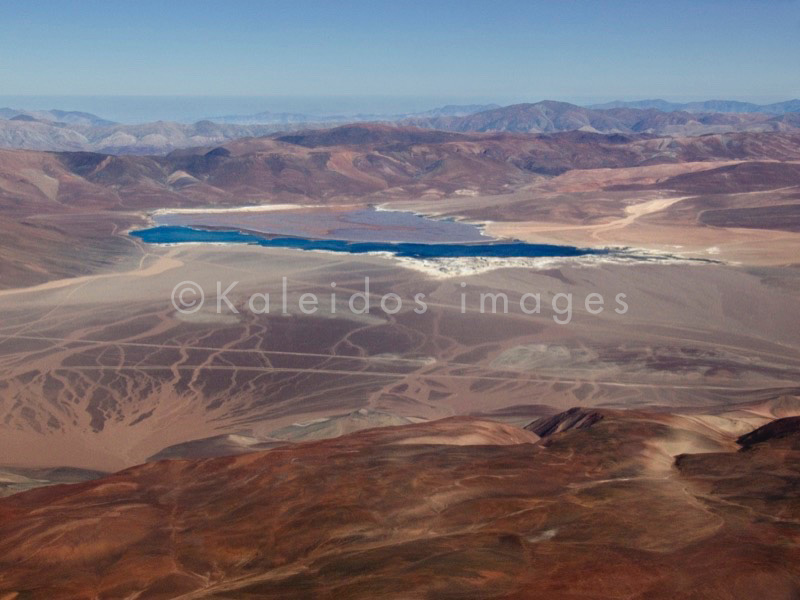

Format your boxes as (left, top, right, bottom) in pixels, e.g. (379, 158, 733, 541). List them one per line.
(131, 226, 612, 259)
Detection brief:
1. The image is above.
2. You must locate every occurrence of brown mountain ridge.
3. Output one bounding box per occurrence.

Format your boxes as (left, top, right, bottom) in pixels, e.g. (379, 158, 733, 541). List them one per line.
(0, 409, 797, 599)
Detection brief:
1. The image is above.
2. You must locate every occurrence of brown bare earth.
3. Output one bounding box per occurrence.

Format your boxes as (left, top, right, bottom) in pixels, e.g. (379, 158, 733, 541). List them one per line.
(0, 126, 799, 472)
(0, 410, 798, 599)
(0, 125, 799, 597)
(1, 242, 799, 471)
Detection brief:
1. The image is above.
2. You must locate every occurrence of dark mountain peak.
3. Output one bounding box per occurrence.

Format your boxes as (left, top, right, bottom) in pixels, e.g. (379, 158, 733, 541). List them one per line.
(275, 124, 464, 148)
(525, 407, 607, 437)
(737, 416, 800, 448)
(532, 99, 582, 110)
(204, 146, 231, 158)
(47, 109, 116, 127)
(478, 100, 585, 116)
(56, 151, 110, 175)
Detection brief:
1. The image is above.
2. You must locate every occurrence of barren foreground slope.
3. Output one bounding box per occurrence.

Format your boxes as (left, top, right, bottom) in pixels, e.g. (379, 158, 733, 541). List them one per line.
(0, 410, 798, 599)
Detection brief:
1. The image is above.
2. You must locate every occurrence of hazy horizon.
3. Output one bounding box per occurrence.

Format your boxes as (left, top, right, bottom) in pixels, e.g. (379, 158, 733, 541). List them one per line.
(2, 93, 799, 124)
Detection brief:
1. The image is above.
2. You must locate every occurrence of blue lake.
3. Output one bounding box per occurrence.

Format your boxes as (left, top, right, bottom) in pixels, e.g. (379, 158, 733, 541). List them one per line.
(153, 207, 491, 243)
(131, 225, 613, 259)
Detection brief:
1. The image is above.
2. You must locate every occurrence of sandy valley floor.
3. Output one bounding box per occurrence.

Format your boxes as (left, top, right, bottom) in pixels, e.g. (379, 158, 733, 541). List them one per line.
(0, 231, 798, 470)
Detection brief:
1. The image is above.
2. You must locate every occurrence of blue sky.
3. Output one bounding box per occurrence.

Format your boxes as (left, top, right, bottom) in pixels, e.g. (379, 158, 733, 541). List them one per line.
(1, 0, 798, 103)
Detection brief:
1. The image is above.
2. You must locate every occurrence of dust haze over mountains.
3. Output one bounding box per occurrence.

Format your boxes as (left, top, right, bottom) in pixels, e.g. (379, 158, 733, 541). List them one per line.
(0, 102, 500, 154)
(2, 98, 799, 154)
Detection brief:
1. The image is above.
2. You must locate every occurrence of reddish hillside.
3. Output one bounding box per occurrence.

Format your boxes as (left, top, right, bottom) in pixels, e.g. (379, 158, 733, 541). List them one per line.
(0, 412, 798, 599)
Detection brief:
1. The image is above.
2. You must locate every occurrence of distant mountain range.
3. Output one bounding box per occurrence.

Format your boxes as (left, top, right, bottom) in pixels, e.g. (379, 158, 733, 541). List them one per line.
(589, 98, 800, 114)
(0, 103, 500, 154)
(0, 116, 307, 154)
(404, 100, 800, 135)
(0, 107, 116, 127)
(1, 100, 799, 154)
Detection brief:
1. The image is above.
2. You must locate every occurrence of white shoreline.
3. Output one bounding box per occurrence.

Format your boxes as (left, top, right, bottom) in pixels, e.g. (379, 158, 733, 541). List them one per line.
(149, 238, 714, 279)
(373, 202, 496, 239)
(151, 203, 322, 216)
(138, 206, 718, 279)
(387, 252, 713, 278)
